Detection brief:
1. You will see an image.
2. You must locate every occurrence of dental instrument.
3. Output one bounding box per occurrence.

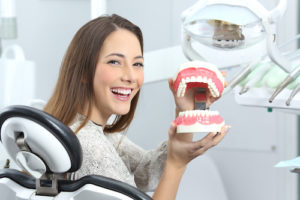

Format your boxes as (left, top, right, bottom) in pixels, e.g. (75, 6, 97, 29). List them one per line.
(173, 61, 225, 133)
(181, 0, 296, 103)
(286, 83, 300, 106)
(239, 62, 273, 95)
(223, 58, 261, 95)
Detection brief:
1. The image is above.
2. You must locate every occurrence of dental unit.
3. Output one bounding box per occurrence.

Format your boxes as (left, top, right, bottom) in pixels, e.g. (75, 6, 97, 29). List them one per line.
(181, 0, 300, 105)
(173, 61, 225, 133)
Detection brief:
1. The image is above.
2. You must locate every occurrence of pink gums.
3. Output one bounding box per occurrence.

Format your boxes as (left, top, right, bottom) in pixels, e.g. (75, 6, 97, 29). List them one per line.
(174, 114, 224, 126)
(173, 67, 224, 96)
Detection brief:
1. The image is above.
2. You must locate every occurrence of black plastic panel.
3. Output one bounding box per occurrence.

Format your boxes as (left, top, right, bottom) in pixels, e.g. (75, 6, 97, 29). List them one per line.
(0, 105, 82, 172)
(0, 169, 152, 200)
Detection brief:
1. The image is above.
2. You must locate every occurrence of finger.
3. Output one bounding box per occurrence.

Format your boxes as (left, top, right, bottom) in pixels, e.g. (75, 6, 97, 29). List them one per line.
(168, 78, 174, 91)
(221, 71, 227, 77)
(192, 145, 210, 158)
(212, 125, 231, 146)
(191, 132, 216, 150)
(168, 122, 177, 139)
(224, 81, 228, 88)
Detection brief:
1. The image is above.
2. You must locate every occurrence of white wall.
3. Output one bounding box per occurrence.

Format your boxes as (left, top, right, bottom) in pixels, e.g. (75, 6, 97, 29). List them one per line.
(0, 0, 298, 200)
(2, 0, 90, 101)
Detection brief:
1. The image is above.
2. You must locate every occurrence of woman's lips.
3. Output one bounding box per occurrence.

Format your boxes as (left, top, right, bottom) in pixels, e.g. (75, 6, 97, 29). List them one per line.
(110, 87, 133, 101)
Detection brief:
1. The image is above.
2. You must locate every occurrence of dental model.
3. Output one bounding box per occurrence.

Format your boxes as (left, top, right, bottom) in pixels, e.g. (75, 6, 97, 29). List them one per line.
(173, 61, 225, 133)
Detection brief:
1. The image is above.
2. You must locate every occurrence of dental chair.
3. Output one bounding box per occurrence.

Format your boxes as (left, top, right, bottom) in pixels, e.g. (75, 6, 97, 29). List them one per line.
(0, 105, 152, 200)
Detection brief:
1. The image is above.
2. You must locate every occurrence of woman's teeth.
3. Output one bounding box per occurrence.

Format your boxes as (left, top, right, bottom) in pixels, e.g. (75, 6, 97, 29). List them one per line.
(111, 88, 132, 96)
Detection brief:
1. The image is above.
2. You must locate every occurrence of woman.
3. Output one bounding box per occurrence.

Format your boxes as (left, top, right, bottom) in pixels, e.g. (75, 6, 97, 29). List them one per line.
(44, 14, 230, 200)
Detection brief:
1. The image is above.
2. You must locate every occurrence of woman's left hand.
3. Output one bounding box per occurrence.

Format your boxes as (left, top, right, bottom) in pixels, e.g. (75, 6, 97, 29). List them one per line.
(168, 71, 228, 113)
(167, 122, 230, 170)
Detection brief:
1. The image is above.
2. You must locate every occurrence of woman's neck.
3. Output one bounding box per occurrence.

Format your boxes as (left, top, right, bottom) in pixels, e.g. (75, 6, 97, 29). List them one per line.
(82, 103, 109, 126)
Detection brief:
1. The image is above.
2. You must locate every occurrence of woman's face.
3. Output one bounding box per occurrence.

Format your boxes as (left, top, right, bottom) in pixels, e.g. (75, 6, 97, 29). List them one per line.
(93, 28, 144, 119)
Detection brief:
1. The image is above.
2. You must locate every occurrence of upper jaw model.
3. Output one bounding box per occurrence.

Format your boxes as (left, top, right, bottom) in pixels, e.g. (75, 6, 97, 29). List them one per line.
(173, 61, 225, 133)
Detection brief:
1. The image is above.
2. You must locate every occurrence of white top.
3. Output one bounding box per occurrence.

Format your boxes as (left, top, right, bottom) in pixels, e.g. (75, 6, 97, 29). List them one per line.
(68, 114, 168, 192)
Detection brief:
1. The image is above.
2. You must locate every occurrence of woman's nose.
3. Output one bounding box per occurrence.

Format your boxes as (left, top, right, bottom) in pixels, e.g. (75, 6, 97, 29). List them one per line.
(121, 65, 136, 83)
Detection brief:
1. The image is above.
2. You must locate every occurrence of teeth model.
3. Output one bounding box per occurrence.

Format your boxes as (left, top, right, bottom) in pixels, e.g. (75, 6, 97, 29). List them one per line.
(173, 61, 225, 133)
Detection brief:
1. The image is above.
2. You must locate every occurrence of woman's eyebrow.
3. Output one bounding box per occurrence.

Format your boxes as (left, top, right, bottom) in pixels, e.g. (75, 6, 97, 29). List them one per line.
(105, 53, 143, 60)
(134, 55, 144, 60)
(105, 53, 125, 58)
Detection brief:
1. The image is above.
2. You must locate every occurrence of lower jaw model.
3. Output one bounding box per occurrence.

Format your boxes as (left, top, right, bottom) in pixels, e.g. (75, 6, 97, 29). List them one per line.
(173, 61, 225, 133)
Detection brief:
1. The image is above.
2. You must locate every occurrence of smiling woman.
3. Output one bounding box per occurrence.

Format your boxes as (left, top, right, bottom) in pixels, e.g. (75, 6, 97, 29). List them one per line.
(43, 14, 230, 200)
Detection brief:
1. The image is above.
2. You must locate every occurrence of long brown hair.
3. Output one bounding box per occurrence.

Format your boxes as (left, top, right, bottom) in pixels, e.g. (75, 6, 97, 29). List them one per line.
(44, 14, 143, 133)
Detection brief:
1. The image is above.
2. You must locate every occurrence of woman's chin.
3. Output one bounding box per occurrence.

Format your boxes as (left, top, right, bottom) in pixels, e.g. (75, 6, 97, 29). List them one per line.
(114, 106, 130, 116)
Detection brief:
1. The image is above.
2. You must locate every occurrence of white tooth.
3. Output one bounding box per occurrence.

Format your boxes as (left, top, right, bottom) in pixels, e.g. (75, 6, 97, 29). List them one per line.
(184, 111, 189, 117)
(177, 83, 183, 97)
(181, 78, 186, 84)
(186, 77, 191, 83)
(203, 76, 207, 83)
(208, 78, 212, 85)
(179, 112, 184, 117)
(197, 76, 202, 82)
(180, 86, 185, 97)
(189, 111, 193, 117)
(193, 110, 197, 116)
(180, 87, 185, 97)
(205, 110, 209, 116)
(191, 76, 196, 82)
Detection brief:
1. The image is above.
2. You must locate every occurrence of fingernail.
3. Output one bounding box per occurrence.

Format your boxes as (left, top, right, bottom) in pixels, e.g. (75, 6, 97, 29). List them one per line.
(224, 125, 231, 132)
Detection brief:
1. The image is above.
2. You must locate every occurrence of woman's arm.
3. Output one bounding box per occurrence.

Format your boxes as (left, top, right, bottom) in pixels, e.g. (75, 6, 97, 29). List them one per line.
(152, 121, 230, 200)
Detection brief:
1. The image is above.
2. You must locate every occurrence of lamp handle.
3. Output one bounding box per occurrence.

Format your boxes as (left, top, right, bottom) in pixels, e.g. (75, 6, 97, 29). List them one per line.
(181, 32, 205, 61)
(269, 0, 287, 22)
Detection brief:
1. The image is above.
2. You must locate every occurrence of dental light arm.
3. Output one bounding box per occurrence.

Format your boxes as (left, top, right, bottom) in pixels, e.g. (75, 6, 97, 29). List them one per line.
(269, 0, 287, 23)
(182, 34, 205, 62)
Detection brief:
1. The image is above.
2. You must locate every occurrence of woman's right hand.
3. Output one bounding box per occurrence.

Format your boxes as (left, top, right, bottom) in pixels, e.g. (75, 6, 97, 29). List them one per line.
(167, 122, 230, 170)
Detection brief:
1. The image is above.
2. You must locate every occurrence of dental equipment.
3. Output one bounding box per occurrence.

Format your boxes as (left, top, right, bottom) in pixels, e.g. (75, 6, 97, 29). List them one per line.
(286, 83, 300, 106)
(173, 61, 225, 133)
(239, 62, 273, 95)
(0, 105, 152, 200)
(0, 0, 18, 55)
(181, 0, 298, 103)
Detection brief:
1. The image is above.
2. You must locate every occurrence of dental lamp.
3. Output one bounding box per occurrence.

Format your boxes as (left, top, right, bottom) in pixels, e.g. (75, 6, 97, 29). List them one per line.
(181, 0, 298, 104)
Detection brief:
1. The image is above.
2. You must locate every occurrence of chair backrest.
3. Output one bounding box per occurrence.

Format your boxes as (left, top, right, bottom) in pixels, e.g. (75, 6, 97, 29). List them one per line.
(0, 105, 152, 200)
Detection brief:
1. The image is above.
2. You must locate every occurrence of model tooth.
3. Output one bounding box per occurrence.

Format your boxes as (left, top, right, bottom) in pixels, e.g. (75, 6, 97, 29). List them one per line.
(191, 76, 196, 82)
(205, 110, 209, 116)
(179, 112, 184, 117)
(208, 78, 212, 86)
(184, 111, 189, 117)
(193, 110, 197, 116)
(203, 76, 207, 83)
(180, 86, 185, 97)
(186, 77, 191, 83)
(181, 78, 186, 84)
(215, 89, 220, 97)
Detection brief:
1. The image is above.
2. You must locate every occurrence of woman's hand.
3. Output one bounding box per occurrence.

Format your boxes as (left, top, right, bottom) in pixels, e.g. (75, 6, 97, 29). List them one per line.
(167, 122, 230, 170)
(168, 71, 228, 114)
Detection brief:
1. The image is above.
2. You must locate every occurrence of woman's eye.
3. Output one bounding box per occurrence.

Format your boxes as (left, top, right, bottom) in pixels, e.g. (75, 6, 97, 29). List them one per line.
(134, 62, 144, 67)
(107, 60, 120, 65)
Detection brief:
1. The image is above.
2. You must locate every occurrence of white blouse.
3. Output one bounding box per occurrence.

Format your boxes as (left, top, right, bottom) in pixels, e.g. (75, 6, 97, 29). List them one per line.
(68, 114, 168, 192)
